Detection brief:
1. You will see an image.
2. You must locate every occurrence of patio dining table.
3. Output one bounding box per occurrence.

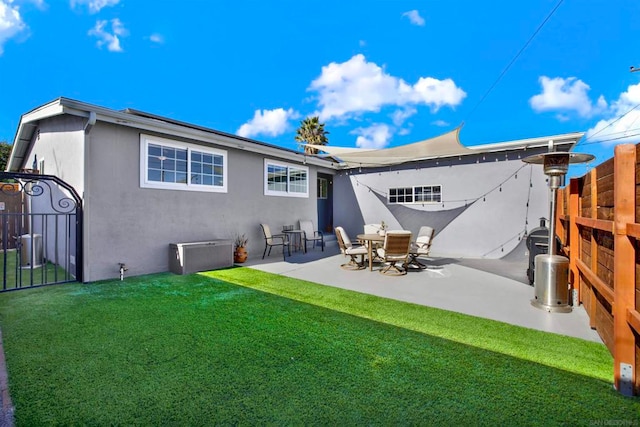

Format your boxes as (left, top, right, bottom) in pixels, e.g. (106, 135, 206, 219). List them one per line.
(356, 233, 385, 271)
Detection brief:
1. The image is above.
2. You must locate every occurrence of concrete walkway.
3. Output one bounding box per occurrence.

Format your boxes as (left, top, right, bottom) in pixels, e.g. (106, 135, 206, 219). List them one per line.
(244, 246, 602, 343)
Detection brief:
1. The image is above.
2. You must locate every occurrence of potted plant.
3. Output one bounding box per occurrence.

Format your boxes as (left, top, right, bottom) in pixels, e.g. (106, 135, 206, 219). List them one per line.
(234, 234, 249, 263)
(378, 221, 387, 236)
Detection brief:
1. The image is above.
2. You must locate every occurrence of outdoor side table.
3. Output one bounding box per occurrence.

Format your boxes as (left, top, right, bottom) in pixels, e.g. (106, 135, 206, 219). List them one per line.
(283, 229, 305, 253)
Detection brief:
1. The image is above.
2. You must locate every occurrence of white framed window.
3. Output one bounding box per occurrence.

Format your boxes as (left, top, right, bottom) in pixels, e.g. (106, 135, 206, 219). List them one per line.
(389, 185, 442, 204)
(414, 185, 441, 203)
(264, 159, 308, 198)
(140, 135, 227, 192)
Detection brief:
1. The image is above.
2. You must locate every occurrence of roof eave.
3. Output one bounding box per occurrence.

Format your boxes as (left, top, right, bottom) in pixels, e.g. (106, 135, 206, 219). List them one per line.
(9, 97, 334, 171)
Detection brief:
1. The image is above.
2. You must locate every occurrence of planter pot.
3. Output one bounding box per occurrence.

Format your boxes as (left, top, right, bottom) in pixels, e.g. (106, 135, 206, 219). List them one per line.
(234, 247, 248, 263)
(378, 230, 386, 237)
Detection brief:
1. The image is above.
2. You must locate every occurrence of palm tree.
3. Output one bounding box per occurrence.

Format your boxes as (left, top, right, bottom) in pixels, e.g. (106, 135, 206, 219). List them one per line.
(295, 116, 329, 154)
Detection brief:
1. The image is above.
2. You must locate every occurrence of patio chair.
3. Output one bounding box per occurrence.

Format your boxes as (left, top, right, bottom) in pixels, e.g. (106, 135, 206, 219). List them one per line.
(335, 226, 368, 270)
(407, 226, 435, 269)
(260, 223, 290, 261)
(298, 219, 324, 253)
(378, 230, 412, 276)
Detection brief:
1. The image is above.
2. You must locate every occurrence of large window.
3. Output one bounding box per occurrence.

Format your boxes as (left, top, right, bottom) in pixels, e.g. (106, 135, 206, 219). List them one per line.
(264, 160, 309, 197)
(140, 135, 227, 192)
(389, 185, 441, 204)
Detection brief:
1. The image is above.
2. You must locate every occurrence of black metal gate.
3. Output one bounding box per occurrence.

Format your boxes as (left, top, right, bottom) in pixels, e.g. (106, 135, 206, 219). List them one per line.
(0, 172, 82, 291)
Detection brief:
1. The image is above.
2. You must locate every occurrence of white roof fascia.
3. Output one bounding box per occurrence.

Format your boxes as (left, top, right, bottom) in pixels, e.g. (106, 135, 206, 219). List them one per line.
(466, 132, 585, 153)
(7, 101, 68, 171)
(9, 98, 333, 171)
(56, 98, 330, 168)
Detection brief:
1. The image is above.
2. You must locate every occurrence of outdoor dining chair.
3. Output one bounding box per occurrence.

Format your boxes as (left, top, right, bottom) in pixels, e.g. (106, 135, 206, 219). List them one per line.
(378, 230, 412, 276)
(260, 223, 290, 261)
(298, 219, 324, 253)
(335, 226, 368, 270)
(407, 226, 435, 269)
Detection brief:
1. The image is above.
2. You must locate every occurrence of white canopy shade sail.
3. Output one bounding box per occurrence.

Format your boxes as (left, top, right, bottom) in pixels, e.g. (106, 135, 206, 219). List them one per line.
(306, 127, 472, 167)
(305, 127, 585, 168)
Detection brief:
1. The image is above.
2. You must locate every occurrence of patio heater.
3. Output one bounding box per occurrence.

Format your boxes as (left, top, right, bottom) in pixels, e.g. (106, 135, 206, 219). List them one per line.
(522, 147, 594, 312)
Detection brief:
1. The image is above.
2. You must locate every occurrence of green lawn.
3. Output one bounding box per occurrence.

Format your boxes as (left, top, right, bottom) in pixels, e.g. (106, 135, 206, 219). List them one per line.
(0, 268, 637, 425)
(0, 250, 70, 290)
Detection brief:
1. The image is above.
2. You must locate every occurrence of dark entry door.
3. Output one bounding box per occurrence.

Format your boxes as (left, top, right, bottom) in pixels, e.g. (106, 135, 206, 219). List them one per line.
(317, 173, 333, 233)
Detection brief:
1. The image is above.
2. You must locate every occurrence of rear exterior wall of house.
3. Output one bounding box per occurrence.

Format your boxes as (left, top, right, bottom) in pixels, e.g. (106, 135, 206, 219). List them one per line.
(28, 117, 333, 282)
(334, 147, 552, 259)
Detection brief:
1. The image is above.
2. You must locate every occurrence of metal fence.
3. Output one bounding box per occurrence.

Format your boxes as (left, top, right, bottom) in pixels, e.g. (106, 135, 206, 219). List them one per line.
(0, 172, 83, 291)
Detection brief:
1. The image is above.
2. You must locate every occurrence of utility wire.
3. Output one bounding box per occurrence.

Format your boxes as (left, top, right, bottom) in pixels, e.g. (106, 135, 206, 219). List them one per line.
(576, 102, 640, 147)
(463, 0, 564, 123)
(580, 131, 640, 145)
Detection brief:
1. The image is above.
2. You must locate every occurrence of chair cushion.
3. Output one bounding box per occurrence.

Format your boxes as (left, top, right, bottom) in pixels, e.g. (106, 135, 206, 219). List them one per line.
(346, 246, 367, 255)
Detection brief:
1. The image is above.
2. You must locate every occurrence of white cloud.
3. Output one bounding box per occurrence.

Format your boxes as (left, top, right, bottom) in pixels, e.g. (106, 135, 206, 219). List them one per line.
(149, 33, 164, 44)
(309, 54, 466, 121)
(431, 120, 449, 127)
(391, 107, 416, 126)
(402, 10, 425, 26)
(351, 123, 393, 149)
(0, 0, 26, 55)
(529, 76, 606, 118)
(237, 108, 299, 138)
(585, 82, 640, 145)
(88, 18, 127, 52)
(70, 0, 119, 14)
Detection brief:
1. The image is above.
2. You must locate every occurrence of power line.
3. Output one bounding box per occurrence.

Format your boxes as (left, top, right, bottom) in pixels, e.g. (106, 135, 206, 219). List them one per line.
(579, 131, 640, 146)
(463, 0, 564, 123)
(577, 102, 640, 146)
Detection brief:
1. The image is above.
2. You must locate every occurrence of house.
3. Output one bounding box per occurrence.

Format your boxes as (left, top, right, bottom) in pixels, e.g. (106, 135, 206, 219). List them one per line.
(6, 98, 335, 282)
(5, 97, 583, 282)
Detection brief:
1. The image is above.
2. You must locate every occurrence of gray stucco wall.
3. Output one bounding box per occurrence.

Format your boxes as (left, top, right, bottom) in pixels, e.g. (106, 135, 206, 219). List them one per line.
(82, 121, 329, 281)
(24, 116, 85, 276)
(26, 115, 85, 192)
(334, 149, 551, 258)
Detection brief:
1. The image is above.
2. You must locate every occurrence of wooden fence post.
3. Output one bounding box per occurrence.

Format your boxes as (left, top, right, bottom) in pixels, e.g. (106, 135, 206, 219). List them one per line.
(589, 169, 598, 329)
(569, 178, 579, 302)
(613, 144, 636, 396)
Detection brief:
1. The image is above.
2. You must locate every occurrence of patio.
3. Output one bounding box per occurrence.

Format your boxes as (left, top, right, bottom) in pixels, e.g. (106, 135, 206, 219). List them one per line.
(244, 244, 602, 343)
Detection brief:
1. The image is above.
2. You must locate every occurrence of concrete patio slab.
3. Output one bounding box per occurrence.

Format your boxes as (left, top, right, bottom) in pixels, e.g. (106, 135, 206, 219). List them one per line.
(244, 247, 602, 343)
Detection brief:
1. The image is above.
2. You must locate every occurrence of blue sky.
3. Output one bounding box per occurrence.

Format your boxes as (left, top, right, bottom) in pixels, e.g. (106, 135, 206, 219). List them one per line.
(1, 0, 639, 178)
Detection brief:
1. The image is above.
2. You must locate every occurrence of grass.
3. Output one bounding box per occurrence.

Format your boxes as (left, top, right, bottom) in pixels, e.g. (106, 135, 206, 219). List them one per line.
(0, 250, 70, 290)
(0, 268, 636, 425)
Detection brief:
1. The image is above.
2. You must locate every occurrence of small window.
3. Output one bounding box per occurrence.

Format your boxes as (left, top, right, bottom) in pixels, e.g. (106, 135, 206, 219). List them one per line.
(389, 187, 413, 204)
(264, 159, 308, 198)
(415, 185, 442, 203)
(318, 178, 328, 199)
(140, 135, 227, 192)
(389, 185, 441, 204)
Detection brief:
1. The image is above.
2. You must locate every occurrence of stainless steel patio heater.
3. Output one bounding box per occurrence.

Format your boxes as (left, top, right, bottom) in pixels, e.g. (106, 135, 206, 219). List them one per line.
(522, 147, 594, 312)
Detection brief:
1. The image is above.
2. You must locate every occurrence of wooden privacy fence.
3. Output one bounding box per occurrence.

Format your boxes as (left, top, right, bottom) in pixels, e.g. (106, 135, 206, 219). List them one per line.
(556, 144, 639, 396)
